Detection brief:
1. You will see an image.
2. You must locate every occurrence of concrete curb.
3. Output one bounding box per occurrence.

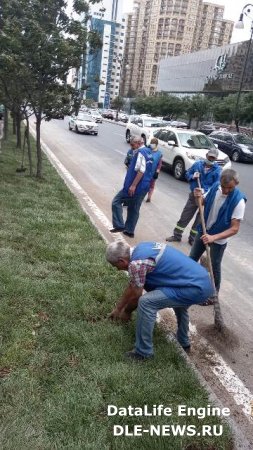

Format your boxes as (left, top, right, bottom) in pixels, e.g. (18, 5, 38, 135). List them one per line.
(102, 118, 125, 127)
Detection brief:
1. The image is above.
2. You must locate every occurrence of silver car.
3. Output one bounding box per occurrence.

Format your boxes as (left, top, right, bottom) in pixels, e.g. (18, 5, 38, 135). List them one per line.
(69, 113, 98, 135)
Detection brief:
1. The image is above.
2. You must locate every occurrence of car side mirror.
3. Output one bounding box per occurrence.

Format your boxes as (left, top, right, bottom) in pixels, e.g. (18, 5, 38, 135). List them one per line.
(167, 140, 176, 146)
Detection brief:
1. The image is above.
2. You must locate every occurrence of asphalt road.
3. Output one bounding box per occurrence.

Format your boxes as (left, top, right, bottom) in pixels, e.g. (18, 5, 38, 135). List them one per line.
(32, 118, 253, 396)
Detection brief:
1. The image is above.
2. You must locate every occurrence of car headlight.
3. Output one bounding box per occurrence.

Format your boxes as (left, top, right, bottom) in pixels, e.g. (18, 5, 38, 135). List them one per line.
(240, 144, 252, 154)
(224, 156, 230, 163)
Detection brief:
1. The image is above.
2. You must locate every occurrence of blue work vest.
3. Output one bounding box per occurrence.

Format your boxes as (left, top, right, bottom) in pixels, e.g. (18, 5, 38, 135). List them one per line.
(131, 242, 213, 304)
(123, 147, 153, 196)
(186, 160, 221, 193)
(198, 182, 247, 235)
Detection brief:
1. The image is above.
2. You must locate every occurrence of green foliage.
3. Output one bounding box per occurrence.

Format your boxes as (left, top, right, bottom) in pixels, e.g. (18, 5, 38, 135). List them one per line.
(110, 96, 124, 111)
(133, 94, 183, 118)
(0, 0, 102, 176)
(212, 95, 236, 123)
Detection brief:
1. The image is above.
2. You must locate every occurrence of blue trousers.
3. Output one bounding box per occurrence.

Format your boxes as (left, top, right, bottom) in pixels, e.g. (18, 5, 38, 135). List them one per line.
(112, 189, 146, 234)
(189, 232, 227, 292)
(134, 289, 202, 357)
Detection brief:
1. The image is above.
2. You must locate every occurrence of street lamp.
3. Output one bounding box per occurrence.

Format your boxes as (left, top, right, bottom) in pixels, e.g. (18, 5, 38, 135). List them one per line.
(233, 3, 253, 131)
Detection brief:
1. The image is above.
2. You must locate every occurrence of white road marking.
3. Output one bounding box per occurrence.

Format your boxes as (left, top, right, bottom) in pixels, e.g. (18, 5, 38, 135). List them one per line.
(114, 149, 127, 156)
(189, 324, 253, 422)
(113, 132, 125, 137)
(31, 125, 253, 425)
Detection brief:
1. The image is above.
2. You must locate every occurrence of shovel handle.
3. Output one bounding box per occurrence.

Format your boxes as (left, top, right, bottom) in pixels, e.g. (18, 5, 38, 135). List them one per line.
(195, 177, 216, 289)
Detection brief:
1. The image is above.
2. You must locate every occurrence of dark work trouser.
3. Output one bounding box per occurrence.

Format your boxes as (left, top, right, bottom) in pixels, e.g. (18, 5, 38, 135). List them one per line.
(173, 192, 200, 241)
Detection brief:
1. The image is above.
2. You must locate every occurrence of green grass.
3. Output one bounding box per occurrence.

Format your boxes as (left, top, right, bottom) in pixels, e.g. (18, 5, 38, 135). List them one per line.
(0, 132, 233, 449)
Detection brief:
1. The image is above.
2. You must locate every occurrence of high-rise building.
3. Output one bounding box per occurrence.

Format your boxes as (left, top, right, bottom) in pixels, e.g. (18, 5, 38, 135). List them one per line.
(84, 0, 126, 106)
(120, 0, 233, 97)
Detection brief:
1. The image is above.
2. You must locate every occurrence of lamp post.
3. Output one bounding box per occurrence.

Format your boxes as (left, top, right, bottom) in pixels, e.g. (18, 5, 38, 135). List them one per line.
(233, 4, 253, 132)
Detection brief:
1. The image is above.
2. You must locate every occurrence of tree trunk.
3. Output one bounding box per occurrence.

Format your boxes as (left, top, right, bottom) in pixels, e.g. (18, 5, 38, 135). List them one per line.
(35, 115, 43, 178)
(235, 118, 239, 133)
(16, 112, 22, 149)
(3, 108, 8, 141)
(12, 113, 16, 135)
(25, 118, 33, 177)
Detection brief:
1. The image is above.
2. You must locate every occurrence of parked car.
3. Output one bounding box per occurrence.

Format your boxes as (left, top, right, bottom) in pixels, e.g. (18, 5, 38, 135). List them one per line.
(88, 109, 103, 123)
(170, 120, 188, 129)
(68, 113, 98, 135)
(198, 123, 217, 135)
(117, 112, 129, 123)
(209, 131, 253, 162)
(101, 109, 115, 120)
(125, 115, 167, 145)
(150, 128, 231, 180)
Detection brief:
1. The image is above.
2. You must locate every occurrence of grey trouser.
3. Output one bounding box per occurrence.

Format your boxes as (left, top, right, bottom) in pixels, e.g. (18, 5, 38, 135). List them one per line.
(173, 192, 200, 240)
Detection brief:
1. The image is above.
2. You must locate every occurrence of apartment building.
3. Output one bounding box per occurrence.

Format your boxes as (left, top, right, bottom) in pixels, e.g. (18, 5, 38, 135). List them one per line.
(86, 17, 126, 106)
(75, 0, 126, 106)
(121, 0, 233, 97)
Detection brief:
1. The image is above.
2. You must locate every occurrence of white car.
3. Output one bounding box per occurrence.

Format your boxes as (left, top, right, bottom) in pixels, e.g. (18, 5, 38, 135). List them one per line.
(68, 113, 98, 135)
(150, 128, 231, 180)
(88, 109, 103, 123)
(125, 115, 167, 145)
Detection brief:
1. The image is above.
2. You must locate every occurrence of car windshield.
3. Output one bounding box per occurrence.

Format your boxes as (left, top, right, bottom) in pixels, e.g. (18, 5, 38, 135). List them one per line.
(179, 133, 215, 149)
(233, 134, 253, 145)
(77, 114, 92, 121)
(143, 119, 166, 127)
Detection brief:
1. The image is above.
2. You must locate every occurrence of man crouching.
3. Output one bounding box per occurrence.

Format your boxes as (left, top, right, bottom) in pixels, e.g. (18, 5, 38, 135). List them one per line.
(106, 240, 213, 361)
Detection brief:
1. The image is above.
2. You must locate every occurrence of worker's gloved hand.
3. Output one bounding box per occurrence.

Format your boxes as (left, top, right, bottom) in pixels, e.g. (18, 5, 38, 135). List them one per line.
(193, 187, 203, 197)
(153, 172, 159, 180)
(193, 171, 200, 179)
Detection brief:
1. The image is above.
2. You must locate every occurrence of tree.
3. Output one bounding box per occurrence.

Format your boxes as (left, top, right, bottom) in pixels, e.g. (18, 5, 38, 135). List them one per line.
(0, 0, 102, 178)
(182, 95, 211, 128)
(110, 96, 124, 120)
(132, 94, 183, 118)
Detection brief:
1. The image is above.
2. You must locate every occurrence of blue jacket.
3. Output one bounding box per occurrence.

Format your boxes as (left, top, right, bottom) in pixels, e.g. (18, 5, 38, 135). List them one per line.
(186, 160, 221, 193)
(199, 182, 247, 235)
(131, 242, 213, 305)
(123, 147, 153, 196)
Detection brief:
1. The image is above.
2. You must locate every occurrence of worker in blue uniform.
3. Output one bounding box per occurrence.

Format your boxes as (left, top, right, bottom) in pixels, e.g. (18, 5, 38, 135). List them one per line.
(106, 240, 213, 361)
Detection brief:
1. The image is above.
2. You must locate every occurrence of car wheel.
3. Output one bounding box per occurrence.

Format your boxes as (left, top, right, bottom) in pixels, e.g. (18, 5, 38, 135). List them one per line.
(75, 126, 79, 134)
(126, 130, 131, 143)
(231, 150, 240, 162)
(173, 159, 185, 180)
(94, 133, 98, 136)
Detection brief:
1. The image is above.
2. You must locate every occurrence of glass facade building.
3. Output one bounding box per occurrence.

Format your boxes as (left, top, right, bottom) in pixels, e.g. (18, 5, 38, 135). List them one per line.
(157, 40, 253, 95)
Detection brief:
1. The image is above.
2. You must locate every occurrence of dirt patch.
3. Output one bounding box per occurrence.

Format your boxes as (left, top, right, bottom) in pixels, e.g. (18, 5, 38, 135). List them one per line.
(198, 324, 240, 352)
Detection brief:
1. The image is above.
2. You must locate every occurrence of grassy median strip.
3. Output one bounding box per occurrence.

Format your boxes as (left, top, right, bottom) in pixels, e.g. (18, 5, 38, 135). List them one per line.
(0, 134, 233, 449)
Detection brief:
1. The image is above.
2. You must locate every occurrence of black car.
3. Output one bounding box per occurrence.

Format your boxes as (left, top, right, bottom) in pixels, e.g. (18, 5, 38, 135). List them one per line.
(197, 124, 216, 135)
(209, 131, 253, 162)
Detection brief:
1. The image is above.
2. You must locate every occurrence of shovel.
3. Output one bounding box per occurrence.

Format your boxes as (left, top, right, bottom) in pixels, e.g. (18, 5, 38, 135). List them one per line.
(196, 176, 224, 331)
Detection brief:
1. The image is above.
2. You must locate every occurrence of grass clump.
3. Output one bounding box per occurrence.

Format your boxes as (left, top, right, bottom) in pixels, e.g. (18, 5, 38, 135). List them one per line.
(0, 134, 233, 449)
